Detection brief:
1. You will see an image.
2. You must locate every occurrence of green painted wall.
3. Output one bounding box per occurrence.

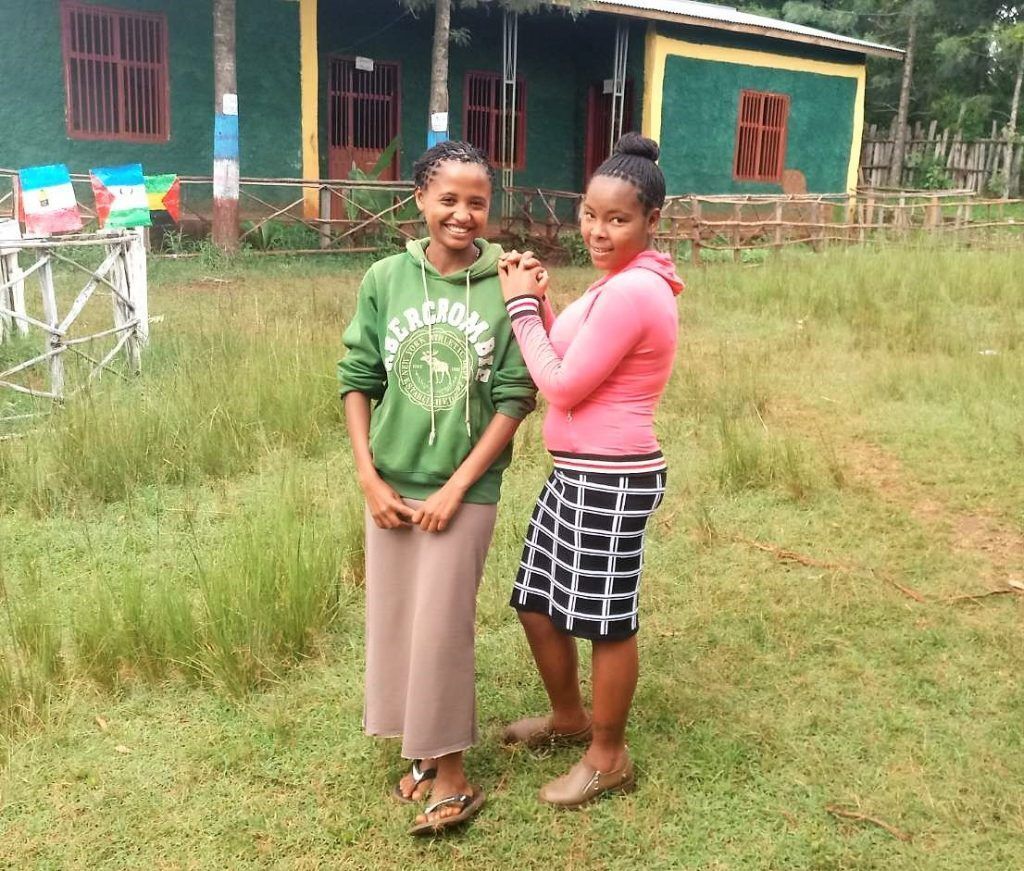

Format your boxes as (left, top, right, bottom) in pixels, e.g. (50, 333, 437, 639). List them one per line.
(652, 21, 863, 195)
(318, 1, 645, 192)
(0, 0, 301, 178)
(0, 0, 863, 200)
(658, 54, 858, 194)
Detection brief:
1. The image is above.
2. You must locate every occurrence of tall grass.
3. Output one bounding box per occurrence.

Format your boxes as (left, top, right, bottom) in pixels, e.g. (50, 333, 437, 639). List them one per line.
(1, 246, 1021, 747)
(0, 263, 366, 735)
(3, 469, 365, 731)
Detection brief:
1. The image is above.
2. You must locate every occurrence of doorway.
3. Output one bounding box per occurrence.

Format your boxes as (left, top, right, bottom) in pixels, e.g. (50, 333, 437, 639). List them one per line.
(327, 56, 401, 183)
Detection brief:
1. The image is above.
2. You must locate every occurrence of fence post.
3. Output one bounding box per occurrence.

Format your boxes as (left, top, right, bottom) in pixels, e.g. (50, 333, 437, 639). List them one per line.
(729, 203, 741, 262)
(319, 187, 332, 249)
(773, 200, 784, 254)
(128, 228, 150, 347)
(690, 196, 702, 267)
(109, 238, 141, 376)
(37, 254, 65, 399)
(810, 200, 822, 252)
(845, 195, 856, 245)
(0, 255, 9, 344)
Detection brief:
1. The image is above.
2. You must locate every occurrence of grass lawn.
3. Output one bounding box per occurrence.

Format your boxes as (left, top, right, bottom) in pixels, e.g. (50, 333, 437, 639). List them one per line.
(1, 244, 1022, 869)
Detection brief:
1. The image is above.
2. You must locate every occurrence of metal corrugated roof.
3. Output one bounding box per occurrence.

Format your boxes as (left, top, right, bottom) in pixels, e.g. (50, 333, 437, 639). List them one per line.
(586, 0, 904, 59)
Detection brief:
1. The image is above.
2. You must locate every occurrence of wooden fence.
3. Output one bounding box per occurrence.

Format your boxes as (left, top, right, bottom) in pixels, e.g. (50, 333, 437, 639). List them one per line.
(0, 169, 423, 255)
(502, 187, 1024, 264)
(5, 173, 1023, 264)
(860, 120, 1024, 194)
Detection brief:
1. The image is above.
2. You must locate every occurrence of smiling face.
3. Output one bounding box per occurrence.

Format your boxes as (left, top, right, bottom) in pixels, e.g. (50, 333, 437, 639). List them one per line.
(414, 160, 492, 267)
(580, 175, 661, 274)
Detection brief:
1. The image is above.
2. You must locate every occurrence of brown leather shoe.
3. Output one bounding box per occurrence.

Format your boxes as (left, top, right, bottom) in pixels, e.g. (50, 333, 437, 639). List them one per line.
(538, 756, 635, 809)
(501, 714, 592, 749)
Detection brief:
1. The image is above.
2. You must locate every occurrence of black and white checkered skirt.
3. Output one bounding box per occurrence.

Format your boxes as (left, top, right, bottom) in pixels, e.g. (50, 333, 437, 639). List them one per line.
(511, 452, 667, 641)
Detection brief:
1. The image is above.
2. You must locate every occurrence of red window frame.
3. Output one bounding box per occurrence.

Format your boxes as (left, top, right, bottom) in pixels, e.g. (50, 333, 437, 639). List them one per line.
(328, 57, 402, 152)
(60, 1, 170, 142)
(733, 90, 790, 183)
(463, 70, 527, 170)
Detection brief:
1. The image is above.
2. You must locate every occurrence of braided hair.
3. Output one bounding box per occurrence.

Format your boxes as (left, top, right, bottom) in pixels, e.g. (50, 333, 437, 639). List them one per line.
(413, 140, 496, 190)
(592, 132, 666, 213)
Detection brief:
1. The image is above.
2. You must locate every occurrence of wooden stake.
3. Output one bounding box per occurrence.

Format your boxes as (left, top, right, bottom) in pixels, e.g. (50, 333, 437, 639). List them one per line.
(319, 187, 332, 249)
(128, 229, 150, 346)
(826, 805, 912, 843)
(690, 197, 702, 267)
(38, 255, 65, 399)
(732, 202, 742, 262)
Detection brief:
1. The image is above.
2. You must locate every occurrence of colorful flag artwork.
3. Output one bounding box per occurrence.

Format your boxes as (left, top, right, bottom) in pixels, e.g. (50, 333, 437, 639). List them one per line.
(90, 164, 152, 229)
(18, 164, 83, 235)
(144, 174, 181, 223)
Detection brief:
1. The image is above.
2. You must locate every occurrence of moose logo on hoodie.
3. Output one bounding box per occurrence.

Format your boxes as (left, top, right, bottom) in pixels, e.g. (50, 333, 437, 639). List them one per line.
(383, 299, 496, 411)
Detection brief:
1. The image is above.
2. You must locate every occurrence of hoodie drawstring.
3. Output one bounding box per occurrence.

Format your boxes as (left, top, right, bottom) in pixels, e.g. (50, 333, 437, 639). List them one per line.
(464, 270, 472, 440)
(420, 257, 437, 446)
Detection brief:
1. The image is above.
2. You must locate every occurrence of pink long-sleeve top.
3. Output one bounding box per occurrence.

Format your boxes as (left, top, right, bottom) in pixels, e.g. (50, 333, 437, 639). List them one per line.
(505, 249, 683, 461)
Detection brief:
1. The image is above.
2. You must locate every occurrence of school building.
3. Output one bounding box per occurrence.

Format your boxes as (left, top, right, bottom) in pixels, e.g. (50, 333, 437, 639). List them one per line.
(0, 0, 901, 207)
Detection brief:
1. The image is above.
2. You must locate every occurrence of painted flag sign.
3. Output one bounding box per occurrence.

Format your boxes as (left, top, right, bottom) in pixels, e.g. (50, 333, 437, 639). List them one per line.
(144, 174, 181, 223)
(18, 164, 83, 235)
(90, 163, 152, 229)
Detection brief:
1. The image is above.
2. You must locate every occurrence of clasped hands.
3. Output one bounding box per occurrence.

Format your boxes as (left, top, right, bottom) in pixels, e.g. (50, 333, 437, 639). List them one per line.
(498, 249, 549, 302)
(361, 470, 468, 534)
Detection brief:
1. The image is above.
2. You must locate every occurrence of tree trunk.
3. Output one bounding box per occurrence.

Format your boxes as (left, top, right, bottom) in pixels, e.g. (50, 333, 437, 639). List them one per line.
(1003, 42, 1024, 199)
(889, 12, 917, 189)
(428, 0, 452, 146)
(213, 0, 239, 252)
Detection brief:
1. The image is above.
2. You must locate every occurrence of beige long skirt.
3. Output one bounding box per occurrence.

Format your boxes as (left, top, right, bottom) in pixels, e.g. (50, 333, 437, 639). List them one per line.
(363, 498, 497, 760)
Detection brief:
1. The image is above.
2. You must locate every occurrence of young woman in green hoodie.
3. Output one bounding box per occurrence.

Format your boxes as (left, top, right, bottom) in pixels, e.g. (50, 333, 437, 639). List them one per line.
(338, 141, 536, 836)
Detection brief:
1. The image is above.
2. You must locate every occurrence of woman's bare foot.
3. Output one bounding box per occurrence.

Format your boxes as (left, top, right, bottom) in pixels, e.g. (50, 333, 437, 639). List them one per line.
(413, 773, 474, 825)
(396, 758, 436, 801)
(412, 752, 472, 826)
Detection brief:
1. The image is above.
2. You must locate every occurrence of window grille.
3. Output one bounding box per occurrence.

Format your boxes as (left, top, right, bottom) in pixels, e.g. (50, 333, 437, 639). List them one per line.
(61, 1, 169, 141)
(328, 58, 401, 152)
(464, 70, 526, 170)
(734, 90, 790, 183)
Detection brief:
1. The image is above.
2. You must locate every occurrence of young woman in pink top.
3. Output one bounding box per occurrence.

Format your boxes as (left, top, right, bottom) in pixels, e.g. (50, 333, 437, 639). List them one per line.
(497, 133, 683, 808)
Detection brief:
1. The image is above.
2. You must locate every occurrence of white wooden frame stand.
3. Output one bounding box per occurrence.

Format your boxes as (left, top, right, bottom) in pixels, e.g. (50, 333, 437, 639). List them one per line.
(0, 229, 149, 424)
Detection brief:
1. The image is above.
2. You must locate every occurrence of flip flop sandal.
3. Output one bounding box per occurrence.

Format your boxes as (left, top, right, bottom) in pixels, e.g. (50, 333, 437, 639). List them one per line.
(408, 787, 486, 837)
(392, 759, 437, 805)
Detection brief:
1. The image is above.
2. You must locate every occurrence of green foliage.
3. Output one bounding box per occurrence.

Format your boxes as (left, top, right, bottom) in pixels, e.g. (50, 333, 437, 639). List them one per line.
(907, 153, 953, 190)
(241, 220, 321, 252)
(343, 136, 418, 252)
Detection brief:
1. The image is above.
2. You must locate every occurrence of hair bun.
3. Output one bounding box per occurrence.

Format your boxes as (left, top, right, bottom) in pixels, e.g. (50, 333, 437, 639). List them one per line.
(612, 132, 660, 162)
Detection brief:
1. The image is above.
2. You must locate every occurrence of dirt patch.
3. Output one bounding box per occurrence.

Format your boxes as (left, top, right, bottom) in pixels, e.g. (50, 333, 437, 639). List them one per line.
(778, 402, 1023, 587)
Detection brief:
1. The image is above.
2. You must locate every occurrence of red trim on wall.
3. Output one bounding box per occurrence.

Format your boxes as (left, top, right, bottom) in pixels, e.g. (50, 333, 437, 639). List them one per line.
(462, 70, 527, 171)
(60, 1, 169, 142)
(733, 89, 790, 183)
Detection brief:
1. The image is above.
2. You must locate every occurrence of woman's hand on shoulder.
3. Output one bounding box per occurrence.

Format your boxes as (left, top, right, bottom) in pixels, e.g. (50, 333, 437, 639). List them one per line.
(412, 477, 469, 533)
(498, 250, 549, 302)
(360, 472, 415, 529)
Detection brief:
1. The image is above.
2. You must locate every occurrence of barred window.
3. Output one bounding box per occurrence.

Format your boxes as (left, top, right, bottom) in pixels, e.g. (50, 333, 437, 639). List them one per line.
(61, 2, 169, 142)
(734, 90, 790, 183)
(463, 70, 526, 170)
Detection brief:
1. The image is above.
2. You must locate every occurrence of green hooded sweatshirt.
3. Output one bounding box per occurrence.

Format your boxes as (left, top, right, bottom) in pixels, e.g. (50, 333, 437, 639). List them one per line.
(338, 239, 536, 504)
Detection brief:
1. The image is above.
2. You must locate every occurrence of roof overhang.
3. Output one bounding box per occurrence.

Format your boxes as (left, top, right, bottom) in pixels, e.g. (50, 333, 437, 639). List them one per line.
(551, 0, 905, 61)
